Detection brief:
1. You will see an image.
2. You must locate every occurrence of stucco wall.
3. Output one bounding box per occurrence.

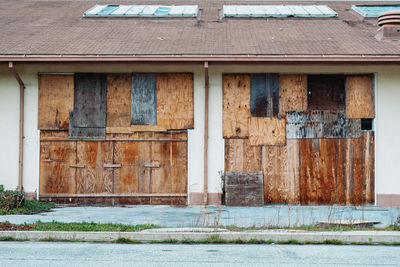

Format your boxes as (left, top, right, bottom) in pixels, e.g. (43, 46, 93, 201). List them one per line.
(0, 63, 399, 205)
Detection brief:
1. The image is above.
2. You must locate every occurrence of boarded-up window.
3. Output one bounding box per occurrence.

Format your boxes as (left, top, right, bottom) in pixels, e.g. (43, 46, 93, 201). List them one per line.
(307, 75, 345, 110)
(38, 74, 74, 130)
(346, 75, 375, 119)
(69, 73, 107, 139)
(131, 73, 157, 125)
(250, 74, 279, 117)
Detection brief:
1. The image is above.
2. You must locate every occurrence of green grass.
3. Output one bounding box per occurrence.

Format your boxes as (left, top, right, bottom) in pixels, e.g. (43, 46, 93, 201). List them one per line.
(223, 224, 400, 232)
(0, 200, 55, 215)
(31, 221, 159, 232)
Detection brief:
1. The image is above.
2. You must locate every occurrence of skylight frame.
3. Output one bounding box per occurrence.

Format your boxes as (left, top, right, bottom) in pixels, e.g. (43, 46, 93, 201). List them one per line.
(352, 5, 400, 18)
(84, 4, 199, 18)
(222, 5, 338, 18)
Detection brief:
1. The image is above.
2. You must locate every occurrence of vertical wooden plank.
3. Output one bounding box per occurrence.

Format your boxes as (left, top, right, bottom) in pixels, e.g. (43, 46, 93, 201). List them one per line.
(364, 132, 375, 204)
(223, 75, 251, 138)
(106, 74, 132, 127)
(38, 75, 74, 130)
(261, 140, 300, 204)
(131, 73, 157, 125)
(138, 141, 152, 193)
(113, 141, 139, 193)
(150, 141, 171, 194)
(76, 141, 113, 193)
(336, 138, 346, 205)
(279, 74, 307, 116)
(350, 136, 364, 205)
(249, 117, 286, 146)
(299, 139, 312, 205)
(156, 73, 194, 129)
(225, 139, 261, 172)
(346, 75, 375, 119)
(319, 139, 337, 204)
(344, 138, 353, 205)
(39, 140, 76, 194)
(171, 138, 188, 194)
(250, 74, 279, 117)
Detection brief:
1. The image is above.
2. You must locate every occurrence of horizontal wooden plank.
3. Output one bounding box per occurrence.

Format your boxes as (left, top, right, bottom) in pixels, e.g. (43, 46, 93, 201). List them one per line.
(104, 164, 122, 168)
(286, 110, 361, 139)
(106, 125, 168, 133)
(40, 193, 187, 197)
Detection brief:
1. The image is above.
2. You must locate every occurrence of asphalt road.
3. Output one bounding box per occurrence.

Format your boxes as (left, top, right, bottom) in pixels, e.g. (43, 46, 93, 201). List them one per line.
(0, 242, 399, 266)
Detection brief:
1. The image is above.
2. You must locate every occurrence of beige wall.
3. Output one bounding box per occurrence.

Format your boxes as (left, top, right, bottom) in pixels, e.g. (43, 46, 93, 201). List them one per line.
(0, 63, 399, 205)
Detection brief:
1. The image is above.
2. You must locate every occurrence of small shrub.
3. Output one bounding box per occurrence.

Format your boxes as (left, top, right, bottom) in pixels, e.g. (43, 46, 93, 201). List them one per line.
(0, 186, 24, 211)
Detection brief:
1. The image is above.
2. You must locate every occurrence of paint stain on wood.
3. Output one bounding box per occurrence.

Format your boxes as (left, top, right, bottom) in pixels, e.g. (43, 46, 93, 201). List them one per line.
(250, 74, 279, 117)
(249, 117, 286, 146)
(346, 75, 375, 119)
(131, 73, 157, 125)
(223, 74, 251, 138)
(38, 75, 74, 130)
(156, 73, 194, 129)
(106, 74, 132, 127)
(286, 110, 361, 139)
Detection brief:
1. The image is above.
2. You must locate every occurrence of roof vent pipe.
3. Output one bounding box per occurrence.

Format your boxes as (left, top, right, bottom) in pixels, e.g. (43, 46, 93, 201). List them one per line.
(376, 10, 400, 41)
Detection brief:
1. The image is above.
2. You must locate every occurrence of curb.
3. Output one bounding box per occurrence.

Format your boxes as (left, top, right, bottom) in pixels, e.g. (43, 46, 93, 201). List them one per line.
(1, 230, 400, 243)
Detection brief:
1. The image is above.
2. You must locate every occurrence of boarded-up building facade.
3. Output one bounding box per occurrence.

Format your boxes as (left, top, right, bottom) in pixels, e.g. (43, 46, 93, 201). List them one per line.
(1, 0, 400, 206)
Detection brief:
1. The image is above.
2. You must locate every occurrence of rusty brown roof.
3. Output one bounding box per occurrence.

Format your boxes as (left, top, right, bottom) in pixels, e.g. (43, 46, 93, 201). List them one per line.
(1, 0, 400, 58)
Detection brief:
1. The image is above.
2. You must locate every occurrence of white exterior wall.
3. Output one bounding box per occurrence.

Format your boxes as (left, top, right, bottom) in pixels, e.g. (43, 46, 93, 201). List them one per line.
(0, 63, 399, 204)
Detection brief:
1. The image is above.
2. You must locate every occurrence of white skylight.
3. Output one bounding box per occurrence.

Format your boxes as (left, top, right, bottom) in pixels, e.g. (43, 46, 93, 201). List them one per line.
(352, 5, 400, 18)
(84, 5, 199, 17)
(223, 5, 337, 18)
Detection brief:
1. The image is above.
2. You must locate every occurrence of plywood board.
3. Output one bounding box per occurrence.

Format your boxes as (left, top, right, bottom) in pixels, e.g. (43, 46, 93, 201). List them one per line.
(223, 74, 251, 138)
(299, 132, 374, 205)
(76, 141, 113, 193)
(279, 74, 307, 115)
(38, 75, 74, 130)
(224, 171, 264, 206)
(250, 74, 279, 117)
(156, 73, 194, 129)
(39, 141, 76, 195)
(249, 117, 286, 146)
(106, 74, 132, 127)
(346, 75, 375, 119)
(225, 138, 261, 172)
(286, 110, 361, 139)
(131, 73, 157, 125)
(261, 140, 300, 204)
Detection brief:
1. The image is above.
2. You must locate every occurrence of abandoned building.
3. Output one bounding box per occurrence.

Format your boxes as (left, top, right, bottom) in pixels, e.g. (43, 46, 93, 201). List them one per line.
(1, 1, 400, 206)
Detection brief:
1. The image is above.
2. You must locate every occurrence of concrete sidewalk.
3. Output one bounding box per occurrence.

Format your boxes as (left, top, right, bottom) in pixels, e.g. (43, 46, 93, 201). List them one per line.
(0, 205, 399, 228)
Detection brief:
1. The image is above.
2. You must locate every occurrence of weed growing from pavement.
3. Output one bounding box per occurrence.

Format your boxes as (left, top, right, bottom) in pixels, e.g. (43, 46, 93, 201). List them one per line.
(116, 238, 142, 244)
(0, 236, 28, 242)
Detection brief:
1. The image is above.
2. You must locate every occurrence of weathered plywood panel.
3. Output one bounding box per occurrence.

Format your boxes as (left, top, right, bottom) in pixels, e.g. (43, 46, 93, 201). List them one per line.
(225, 138, 261, 172)
(69, 73, 107, 139)
(170, 140, 188, 194)
(38, 75, 74, 130)
(106, 74, 132, 127)
(299, 132, 374, 205)
(307, 75, 345, 111)
(223, 75, 251, 138)
(76, 141, 113, 194)
(224, 171, 264, 206)
(39, 141, 76, 194)
(156, 73, 194, 129)
(279, 75, 307, 115)
(262, 140, 300, 204)
(250, 74, 279, 117)
(131, 73, 157, 125)
(346, 75, 375, 119)
(249, 117, 286, 146)
(151, 141, 171, 194)
(286, 110, 361, 139)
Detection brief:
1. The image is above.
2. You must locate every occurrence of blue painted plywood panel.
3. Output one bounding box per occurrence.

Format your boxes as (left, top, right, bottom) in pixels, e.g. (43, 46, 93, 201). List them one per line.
(131, 73, 157, 125)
